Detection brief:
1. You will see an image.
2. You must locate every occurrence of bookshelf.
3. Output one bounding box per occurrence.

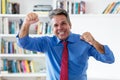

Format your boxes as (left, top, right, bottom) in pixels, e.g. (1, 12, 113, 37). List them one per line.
(0, 0, 53, 80)
(0, 14, 50, 80)
(1, 0, 120, 80)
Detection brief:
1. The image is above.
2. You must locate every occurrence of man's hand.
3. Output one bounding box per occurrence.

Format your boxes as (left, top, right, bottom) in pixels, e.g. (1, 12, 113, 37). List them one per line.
(80, 32, 104, 53)
(80, 32, 95, 45)
(24, 12, 39, 26)
(19, 12, 39, 38)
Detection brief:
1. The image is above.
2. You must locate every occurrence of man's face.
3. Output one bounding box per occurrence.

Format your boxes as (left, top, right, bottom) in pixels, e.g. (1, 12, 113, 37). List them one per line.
(51, 15, 71, 40)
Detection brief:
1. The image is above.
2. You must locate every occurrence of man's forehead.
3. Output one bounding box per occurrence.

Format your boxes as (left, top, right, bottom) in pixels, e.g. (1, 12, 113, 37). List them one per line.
(52, 16, 67, 23)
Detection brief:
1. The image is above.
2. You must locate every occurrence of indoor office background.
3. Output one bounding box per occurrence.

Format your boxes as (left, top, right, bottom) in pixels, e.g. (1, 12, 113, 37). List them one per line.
(0, 0, 120, 80)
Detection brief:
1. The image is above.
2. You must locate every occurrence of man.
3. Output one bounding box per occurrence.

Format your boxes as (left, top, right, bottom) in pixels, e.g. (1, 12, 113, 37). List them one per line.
(16, 8, 115, 80)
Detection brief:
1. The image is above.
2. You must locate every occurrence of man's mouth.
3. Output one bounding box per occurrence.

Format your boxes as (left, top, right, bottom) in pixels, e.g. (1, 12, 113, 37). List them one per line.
(58, 31, 65, 35)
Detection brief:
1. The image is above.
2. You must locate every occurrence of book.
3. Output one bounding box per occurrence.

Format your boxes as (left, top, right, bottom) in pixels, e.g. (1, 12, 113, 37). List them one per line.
(9, 21, 15, 34)
(0, 0, 1, 14)
(11, 60, 18, 73)
(103, 2, 116, 14)
(33, 5, 52, 11)
(1, 0, 7, 14)
(29, 60, 35, 73)
(111, 1, 120, 13)
(114, 6, 120, 13)
(6, 0, 12, 14)
(24, 60, 30, 73)
(21, 60, 27, 73)
(71, 2, 74, 14)
(56, 0, 64, 9)
(11, 2, 20, 14)
(16, 60, 22, 73)
(3, 59, 8, 71)
(75, 2, 79, 14)
(0, 17, 3, 34)
(56, 0, 68, 12)
(0, 59, 3, 72)
(37, 22, 43, 34)
(1, 39, 5, 53)
(7, 60, 12, 73)
(79, 1, 86, 14)
(3, 17, 9, 34)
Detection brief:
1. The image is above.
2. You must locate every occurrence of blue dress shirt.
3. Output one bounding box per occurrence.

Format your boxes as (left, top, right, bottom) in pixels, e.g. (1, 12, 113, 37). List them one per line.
(16, 32, 115, 80)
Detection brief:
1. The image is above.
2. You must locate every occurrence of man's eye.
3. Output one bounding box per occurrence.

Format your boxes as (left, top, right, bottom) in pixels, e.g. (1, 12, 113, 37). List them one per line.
(62, 22, 66, 25)
(54, 24, 58, 27)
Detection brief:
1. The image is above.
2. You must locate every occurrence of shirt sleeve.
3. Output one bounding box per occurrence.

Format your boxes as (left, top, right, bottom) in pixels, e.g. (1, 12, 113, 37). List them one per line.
(89, 45, 115, 64)
(16, 34, 47, 53)
(16, 34, 29, 48)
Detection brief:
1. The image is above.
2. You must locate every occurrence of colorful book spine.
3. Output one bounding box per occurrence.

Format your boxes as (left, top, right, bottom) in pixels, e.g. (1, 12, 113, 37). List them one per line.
(24, 60, 30, 73)
(29, 60, 35, 73)
(11, 60, 18, 73)
(111, 1, 120, 13)
(3, 59, 8, 71)
(16, 60, 22, 73)
(21, 60, 27, 73)
(79, 1, 85, 14)
(56, 1, 86, 14)
(103, 1, 120, 14)
(0, 0, 1, 14)
(1, 0, 7, 14)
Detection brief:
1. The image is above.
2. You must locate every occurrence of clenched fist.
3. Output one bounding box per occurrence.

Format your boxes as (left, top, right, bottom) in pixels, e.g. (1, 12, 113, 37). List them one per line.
(81, 32, 104, 53)
(81, 32, 95, 45)
(24, 12, 39, 26)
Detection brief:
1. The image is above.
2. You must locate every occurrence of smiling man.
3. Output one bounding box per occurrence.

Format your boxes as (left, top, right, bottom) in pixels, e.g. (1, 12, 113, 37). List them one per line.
(16, 8, 115, 80)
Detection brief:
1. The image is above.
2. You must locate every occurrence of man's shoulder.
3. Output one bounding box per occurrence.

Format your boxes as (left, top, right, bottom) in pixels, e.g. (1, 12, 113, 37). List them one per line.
(70, 33, 90, 45)
(44, 35, 58, 43)
(71, 33, 81, 37)
(70, 33, 81, 40)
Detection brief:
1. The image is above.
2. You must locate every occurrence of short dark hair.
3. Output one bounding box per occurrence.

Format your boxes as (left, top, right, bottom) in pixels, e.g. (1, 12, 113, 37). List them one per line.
(48, 8, 71, 26)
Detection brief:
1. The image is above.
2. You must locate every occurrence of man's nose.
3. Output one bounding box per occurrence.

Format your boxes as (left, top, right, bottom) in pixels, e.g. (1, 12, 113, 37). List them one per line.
(57, 25, 63, 29)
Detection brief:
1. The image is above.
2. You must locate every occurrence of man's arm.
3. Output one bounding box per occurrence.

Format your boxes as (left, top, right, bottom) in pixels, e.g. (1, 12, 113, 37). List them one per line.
(80, 32, 104, 53)
(19, 12, 39, 38)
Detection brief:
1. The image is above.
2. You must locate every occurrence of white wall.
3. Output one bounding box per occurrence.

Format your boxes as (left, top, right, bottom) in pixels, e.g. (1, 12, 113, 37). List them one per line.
(70, 14, 120, 79)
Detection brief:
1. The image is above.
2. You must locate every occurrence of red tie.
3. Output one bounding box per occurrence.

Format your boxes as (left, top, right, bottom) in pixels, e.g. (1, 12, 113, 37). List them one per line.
(60, 41, 68, 80)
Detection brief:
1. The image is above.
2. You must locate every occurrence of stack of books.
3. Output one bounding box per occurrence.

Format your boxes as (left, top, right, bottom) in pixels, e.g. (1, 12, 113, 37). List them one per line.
(33, 5, 53, 15)
(103, 1, 120, 14)
(56, 0, 86, 14)
(1, 0, 20, 14)
(1, 59, 46, 73)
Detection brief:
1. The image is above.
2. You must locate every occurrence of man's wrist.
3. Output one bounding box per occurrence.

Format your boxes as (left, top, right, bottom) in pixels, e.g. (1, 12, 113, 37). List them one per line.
(92, 40, 104, 53)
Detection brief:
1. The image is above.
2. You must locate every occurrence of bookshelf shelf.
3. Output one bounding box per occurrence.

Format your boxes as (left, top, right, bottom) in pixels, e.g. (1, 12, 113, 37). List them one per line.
(0, 34, 53, 42)
(0, 14, 26, 18)
(0, 54, 45, 58)
(0, 34, 53, 37)
(70, 13, 120, 17)
(0, 73, 46, 77)
(0, 14, 49, 18)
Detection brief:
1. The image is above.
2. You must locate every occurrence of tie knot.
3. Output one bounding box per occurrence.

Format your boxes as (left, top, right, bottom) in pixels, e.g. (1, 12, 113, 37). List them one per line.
(62, 41, 67, 46)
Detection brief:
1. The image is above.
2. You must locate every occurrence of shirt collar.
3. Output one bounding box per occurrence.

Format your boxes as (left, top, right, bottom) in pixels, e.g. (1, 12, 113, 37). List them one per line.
(56, 32, 78, 44)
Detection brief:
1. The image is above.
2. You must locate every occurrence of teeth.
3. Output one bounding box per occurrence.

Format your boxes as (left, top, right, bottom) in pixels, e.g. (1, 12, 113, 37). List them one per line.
(59, 31, 64, 35)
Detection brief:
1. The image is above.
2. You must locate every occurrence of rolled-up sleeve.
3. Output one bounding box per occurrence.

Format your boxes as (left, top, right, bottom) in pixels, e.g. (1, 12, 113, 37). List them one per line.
(102, 45, 115, 63)
(16, 34, 31, 48)
(89, 45, 115, 64)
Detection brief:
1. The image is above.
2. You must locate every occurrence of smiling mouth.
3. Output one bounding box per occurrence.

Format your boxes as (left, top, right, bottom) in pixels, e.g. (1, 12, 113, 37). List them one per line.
(58, 31, 65, 35)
